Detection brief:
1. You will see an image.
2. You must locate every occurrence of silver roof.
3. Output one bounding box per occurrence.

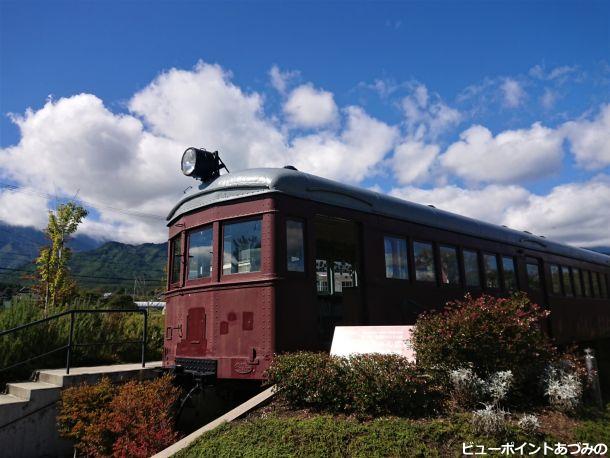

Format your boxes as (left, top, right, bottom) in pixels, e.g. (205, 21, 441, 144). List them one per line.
(167, 168, 610, 267)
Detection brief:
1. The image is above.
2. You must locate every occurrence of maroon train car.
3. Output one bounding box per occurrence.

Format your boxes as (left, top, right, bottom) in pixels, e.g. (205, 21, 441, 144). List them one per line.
(163, 165, 610, 384)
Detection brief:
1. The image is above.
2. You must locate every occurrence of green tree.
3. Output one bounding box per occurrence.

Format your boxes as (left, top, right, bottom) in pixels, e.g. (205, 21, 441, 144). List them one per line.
(35, 202, 88, 312)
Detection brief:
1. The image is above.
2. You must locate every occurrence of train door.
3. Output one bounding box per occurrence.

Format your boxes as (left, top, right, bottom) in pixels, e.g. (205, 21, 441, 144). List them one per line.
(313, 215, 364, 348)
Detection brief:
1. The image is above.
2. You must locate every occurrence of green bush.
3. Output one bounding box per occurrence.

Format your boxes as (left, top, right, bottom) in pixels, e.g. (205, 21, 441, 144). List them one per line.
(265, 352, 441, 417)
(0, 297, 164, 386)
(412, 293, 557, 402)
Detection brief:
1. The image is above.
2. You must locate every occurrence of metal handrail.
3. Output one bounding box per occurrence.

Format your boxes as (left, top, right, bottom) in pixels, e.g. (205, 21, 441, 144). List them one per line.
(0, 308, 148, 375)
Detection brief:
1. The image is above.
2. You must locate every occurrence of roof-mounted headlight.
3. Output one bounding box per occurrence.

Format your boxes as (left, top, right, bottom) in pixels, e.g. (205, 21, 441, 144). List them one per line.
(180, 147, 229, 182)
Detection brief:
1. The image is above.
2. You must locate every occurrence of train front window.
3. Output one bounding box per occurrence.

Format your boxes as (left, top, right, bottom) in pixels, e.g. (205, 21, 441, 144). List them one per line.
(414, 241, 436, 282)
(170, 236, 181, 284)
(439, 245, 459, 285)
(483, 254, 500, 289)
(550, 265, 561, 294)
(222, 218, 262, 274)
(561, 266, 573, 296)
(502, 257, 517, 290)
(384, 236, 409, 280)
(187, 226, 213, 280)
(286, 220, 305, 272)
(526, 259, 541, 291)
(463, 250, 480, 287)
(572, 268, 583, 296)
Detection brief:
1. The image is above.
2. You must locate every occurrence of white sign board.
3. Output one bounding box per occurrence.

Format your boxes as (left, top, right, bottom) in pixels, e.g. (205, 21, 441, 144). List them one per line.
(330, 325, 416, 362)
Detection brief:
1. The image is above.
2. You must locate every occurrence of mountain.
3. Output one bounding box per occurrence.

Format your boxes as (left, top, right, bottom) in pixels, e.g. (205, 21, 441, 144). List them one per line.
(69, 241, 167, 291)
(0, 223, 103, 269)
(589, 246, 610, 255)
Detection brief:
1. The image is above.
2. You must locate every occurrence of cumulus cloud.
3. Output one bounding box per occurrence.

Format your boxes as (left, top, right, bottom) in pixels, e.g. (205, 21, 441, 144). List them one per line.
(500, 78, 526, 108)
(391, 175, 610, 247)
(401, 84, 461, 140)
(283, 83, 339, 128)
(287, 106, 397, 182)
(440, 123, 564, 183)
(391, 141, 440, 185)
(0, 189, 49, 229)
(562, 104, 610, 170)
(269, 65, 299, 94)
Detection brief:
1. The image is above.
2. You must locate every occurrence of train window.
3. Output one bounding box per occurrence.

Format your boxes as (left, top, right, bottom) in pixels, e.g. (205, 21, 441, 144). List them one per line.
(550, 265, 561, 295)
(591, 272, 601, 297)
(170, 236, 181, 284)
(413, 241, 436, 282)
(583, 270, 592, 297)
(561, 266, 573, 296)
(187, 226, 213, 280)
(222, 218, 262, 274)
(439, 245, 460, 285)
(483, 254, 500, 289)
(572, 268, 583, 296)
(463, 250, 481, 287)
(601, 274, 608, 298)
(526, 259, 541, 291)
(502, 257, 517, 290)
(384, 236, 409, 280)
(286, 220, 305, 272)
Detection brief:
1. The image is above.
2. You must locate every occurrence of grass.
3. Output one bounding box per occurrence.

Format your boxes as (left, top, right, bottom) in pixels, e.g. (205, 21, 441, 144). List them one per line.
(175, 412, 561, 458)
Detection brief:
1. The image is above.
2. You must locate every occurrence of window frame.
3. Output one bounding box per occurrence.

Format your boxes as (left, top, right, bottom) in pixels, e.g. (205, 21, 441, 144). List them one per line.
(221, 216, 264, 277)
(525, 257, 542, 292)
(169, 234, 183, 287)
(482, 252, 501, 290)
(383, 234, 410, 281)
(185, 224, 214, 284)
(561, 265, 574, 297)
(549, 264, 562, 295)
(285, 217, 307, 275)
(572, 267, 583, 297)
(462, 248, 482, 288)
(500, 255, 518, 291)
(413, 240, 437, 284)
(438, 244, 461, 287)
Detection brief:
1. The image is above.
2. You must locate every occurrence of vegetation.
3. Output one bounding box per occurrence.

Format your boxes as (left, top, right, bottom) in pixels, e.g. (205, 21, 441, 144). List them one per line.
(412, 293, 559, 404)
(34, 202, 88, 311)
(175, 413, 563, 458)
(266, 352, 442, 417)
(57, 374, 180, 457)
(0, 296, 164, 386)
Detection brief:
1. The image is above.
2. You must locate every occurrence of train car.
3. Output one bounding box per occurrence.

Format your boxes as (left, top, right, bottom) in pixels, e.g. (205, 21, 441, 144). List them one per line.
(163, 148, 610, 388)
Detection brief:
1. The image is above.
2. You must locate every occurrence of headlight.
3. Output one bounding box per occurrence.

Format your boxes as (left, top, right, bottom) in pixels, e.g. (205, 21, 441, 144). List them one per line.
(181, 147, 198, 176)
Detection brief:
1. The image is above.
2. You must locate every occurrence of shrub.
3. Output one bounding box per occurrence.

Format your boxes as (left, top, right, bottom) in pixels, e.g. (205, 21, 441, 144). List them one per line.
(486, 370, 513, 405)
(543, 364, 583, 413)
(57, 377, 117, 457)
(412, 293, 556, 402)
(517, 414, 540, 433)
(57, 374, 181, 457)
(265, 352, 441, 417)
(449, 368, 513, 409)
(265, 352, 352, 412)
(471, 405, 509, 435)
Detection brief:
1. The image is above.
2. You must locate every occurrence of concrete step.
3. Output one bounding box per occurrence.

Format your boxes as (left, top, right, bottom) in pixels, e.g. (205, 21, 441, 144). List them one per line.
(7, 381, 61, 401)
(38, 361, 162, 387)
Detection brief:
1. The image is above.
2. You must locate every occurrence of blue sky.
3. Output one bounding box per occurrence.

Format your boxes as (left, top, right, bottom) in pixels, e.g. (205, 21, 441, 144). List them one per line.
(0, 0, 609, 246)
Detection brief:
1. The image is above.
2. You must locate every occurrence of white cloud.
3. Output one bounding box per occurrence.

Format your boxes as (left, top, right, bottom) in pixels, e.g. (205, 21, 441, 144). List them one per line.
(391, 141, 440, 185)
(287, 106, 397, 183)
(390, 184, 530, 224)
(562, 104, 610, 170)
(269, 65, 299, 94)
(500, 78, 526, 108)
(391, 175, 610, 248)
(0, 189, 49, 229)
(540, 88, 558, 110)
(401, 84, 461, 140)
(283, 83, 339, 128)
(440, 123, 564, 183)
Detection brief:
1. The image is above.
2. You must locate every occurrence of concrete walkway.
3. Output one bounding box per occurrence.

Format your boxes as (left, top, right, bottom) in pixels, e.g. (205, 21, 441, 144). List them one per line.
(0, 361, 162, 458)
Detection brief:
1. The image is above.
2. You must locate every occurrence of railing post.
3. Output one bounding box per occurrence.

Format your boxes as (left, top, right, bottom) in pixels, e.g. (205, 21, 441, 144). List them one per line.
(141, 310, 148, 368)
(66, 312, 75, 375)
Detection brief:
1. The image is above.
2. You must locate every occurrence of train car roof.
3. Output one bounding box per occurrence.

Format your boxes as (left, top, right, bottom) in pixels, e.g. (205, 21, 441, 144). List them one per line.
(167, 168, 610, 267)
